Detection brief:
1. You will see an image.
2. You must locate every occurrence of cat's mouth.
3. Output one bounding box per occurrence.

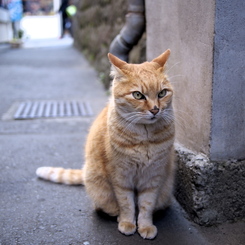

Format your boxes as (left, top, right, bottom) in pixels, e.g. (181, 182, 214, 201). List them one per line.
(150, 116, 157, 120)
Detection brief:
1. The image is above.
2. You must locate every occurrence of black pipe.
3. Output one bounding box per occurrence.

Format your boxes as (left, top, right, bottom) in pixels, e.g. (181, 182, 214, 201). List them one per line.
(109, 0, 145, 62)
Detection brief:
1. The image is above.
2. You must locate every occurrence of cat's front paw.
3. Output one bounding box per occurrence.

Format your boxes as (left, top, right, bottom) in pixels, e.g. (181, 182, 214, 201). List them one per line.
(118, 221, 136, 236)
(138, 225, 157, 239)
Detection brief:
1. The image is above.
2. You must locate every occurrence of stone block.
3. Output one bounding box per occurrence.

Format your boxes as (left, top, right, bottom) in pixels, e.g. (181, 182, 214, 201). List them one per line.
(175, 144, 245, 225)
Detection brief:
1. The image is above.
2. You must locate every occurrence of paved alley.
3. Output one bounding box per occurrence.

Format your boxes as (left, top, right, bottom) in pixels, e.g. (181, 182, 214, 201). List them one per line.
(0, 39, 244, 245)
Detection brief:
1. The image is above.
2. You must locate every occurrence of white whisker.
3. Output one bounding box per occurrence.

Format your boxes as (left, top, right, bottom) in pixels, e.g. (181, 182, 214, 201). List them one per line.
(168, 74, 184, 80)
(160, 109, 175, 126)
(116, 112, 141, 138)
(166, 61, 181, 75)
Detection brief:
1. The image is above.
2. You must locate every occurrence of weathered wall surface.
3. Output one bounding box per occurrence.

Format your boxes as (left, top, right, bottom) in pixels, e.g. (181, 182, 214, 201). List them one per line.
(146, 0, 215, 156)
(210, 0, 245, 161)
(73, 0, 146, 88)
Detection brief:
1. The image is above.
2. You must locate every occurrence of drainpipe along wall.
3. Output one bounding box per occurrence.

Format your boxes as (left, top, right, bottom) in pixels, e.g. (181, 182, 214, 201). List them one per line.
(109, 0, 145, 62)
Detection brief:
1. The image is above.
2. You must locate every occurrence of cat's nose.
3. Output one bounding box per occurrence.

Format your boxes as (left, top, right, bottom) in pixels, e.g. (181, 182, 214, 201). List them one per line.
(149, 106, 159, 115)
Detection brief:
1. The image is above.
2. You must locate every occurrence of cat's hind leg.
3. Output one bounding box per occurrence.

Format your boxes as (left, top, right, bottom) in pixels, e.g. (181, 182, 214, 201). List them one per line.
(154, 187, 173, 212)
(154, 163, 175, 211)
(84, 172, 119, 217)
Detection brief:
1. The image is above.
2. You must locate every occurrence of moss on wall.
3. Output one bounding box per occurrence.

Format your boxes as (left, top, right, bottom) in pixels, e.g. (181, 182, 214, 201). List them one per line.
(73, 0, 145, 89)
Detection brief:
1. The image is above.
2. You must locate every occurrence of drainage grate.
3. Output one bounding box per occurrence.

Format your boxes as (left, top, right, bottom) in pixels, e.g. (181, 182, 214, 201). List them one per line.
(13, 100, 93, 120)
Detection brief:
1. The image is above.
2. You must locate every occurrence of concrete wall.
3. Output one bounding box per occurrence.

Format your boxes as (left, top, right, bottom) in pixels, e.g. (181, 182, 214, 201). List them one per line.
(146, 0, 215, 156)
(146, 0, 245, 161)
(210, 0, 245, 161)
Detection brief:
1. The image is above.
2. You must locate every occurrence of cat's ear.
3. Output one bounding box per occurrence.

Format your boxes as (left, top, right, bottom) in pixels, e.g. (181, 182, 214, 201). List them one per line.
(108, 53, 127, 69)
(151, 49, 171, 68)
(108, 53, 128, 80)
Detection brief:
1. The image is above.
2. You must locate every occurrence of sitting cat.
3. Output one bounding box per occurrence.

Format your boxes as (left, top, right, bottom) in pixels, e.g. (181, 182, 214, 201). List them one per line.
(36, 49, 176, 239)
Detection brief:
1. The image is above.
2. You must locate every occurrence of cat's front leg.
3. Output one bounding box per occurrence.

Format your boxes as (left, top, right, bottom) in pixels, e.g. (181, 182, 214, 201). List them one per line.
(137, 191, 158, 239)
(114, 186, 136, 236)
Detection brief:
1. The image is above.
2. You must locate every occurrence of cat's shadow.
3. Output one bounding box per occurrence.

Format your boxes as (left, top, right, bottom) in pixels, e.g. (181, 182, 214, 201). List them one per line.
(153, 208, 171, 224)
(95, 209, 118, 222)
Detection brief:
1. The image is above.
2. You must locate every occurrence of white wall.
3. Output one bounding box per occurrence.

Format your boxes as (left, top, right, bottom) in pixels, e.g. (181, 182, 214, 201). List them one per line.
(21, 14, 61, 39)
(21, 0, 61, 39)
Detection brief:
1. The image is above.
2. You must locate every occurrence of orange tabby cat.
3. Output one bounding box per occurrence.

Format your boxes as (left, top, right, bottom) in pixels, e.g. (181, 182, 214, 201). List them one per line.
(36, 49, 176, 239)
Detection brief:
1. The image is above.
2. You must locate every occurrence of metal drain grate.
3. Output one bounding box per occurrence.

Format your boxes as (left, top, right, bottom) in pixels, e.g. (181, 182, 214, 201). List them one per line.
(13, 100, 93, 120)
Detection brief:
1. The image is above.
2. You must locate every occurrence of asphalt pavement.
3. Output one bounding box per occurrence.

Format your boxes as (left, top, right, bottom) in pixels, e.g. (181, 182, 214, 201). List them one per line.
(0, 38, 244, 245)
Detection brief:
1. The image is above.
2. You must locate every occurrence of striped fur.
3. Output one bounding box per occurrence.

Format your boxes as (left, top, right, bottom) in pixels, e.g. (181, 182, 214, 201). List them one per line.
(36, 50, 176, 239)
(36, 167, 83, 185)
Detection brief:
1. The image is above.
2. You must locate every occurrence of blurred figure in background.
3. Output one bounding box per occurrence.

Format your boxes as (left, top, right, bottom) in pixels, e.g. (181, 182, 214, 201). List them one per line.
(65, 1, 76, 36)
(59, 0, 69, 38)
(59, 0, 76, 38)
(7, 0, 23, 39)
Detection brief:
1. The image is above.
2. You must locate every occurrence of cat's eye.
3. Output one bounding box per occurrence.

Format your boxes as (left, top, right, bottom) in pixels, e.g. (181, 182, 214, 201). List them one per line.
(158, 89, 167, 98)
(132, 91, 145, 100)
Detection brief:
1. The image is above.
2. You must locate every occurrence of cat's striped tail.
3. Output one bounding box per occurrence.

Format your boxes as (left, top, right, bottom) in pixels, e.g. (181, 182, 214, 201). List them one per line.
(36, 167, 84, 185)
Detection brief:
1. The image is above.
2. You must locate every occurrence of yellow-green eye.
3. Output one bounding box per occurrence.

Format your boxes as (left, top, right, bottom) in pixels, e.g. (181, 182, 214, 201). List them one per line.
(158, 89, 167, 98)
(132, 91, 145, 100)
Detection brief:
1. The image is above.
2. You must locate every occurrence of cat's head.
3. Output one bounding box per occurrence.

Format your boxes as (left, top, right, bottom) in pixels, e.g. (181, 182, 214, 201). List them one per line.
(108, 50, 174, 125)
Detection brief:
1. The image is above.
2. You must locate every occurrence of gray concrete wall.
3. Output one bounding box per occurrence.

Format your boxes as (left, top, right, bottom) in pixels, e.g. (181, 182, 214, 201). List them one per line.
(210, 0, 245, 161)
(146, 0, 215, 156)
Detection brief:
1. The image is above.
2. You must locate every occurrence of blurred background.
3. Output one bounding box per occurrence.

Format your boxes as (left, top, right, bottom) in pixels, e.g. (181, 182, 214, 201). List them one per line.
(1, 0, 62, 39)
(0, 0, 146, 88)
